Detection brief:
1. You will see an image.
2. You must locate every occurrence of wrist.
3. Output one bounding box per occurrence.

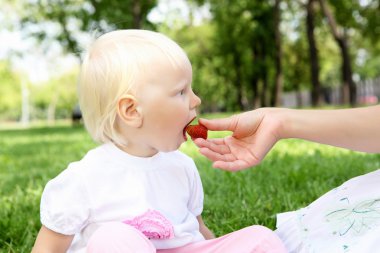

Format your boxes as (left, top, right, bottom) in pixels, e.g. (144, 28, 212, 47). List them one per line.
(255, 107, 291, 141)
(272, 108, 294, 140)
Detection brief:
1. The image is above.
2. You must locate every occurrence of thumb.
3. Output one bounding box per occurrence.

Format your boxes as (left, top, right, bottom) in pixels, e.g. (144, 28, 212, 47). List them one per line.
(199, 117, 236, 132)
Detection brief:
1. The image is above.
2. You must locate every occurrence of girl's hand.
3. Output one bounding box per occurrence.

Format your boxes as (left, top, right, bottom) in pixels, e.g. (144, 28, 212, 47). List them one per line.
(194, 108, 284, 171)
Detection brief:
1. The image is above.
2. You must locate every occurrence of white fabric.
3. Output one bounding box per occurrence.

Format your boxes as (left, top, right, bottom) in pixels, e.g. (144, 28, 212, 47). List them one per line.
(276, 169, 380, 253)
(40, 143, 204, 252)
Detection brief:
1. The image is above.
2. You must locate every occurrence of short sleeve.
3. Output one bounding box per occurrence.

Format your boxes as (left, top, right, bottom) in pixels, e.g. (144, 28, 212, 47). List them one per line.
(40, 164, 90, 235)
(186, 159, 204, 216)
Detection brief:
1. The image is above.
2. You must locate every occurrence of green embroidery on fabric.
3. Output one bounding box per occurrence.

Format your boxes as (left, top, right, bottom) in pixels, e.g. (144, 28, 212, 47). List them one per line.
(325, 199, 380, 236)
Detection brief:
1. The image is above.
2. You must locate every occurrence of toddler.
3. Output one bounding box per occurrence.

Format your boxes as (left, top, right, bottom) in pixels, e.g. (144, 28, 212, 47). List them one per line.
(31, 30, 286, 253)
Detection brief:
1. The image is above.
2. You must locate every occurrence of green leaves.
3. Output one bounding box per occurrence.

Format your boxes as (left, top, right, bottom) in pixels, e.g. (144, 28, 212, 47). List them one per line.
(0, 61, 21, 121)
(18, 0, 158, 56)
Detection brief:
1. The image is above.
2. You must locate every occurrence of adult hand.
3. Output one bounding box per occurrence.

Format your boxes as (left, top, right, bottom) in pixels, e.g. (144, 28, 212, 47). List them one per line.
(194, 108, 284, 171)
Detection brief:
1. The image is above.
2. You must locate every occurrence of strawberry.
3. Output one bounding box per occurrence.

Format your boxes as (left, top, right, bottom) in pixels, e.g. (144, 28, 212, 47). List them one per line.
(186, 124, 208, 140)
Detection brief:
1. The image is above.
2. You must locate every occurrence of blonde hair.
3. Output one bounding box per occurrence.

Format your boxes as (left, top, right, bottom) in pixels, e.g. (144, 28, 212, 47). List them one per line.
(78, 29, 191, 145)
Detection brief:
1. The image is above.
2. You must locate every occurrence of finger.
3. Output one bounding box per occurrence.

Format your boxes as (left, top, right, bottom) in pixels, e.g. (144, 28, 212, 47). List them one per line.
(194, 138, 230, 155)
(198, 147, 227, 162)
(193, 138, 228, 151)
(194, 138, 230, 151)
(193, 138, 209, 147)
(213, 160, 252, 172)
(199, 117, 237, 132)
(198, 147, 222, 162)
(199, 147, 236, 162)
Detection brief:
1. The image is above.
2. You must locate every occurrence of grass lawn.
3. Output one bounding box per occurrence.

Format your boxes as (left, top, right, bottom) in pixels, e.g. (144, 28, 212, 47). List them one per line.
(1, 119, 379, 252)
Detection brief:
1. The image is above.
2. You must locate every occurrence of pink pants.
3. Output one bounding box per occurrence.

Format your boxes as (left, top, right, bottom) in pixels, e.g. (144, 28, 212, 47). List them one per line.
(87, 222, 287, 253)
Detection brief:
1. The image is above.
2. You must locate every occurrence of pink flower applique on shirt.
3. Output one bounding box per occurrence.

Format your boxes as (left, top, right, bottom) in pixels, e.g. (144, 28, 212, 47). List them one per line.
(123, 209, 174, 239)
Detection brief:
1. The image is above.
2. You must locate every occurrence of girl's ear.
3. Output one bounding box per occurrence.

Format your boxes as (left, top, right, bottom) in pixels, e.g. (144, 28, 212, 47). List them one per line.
(117, 95, 143, 128)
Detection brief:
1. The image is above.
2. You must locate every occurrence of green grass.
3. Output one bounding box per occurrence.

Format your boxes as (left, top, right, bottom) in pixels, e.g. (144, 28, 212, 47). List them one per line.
(1, 122, 380, 252)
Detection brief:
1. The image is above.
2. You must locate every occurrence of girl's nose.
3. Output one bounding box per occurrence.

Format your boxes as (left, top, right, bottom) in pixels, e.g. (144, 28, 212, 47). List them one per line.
(190, 91, 201, 109)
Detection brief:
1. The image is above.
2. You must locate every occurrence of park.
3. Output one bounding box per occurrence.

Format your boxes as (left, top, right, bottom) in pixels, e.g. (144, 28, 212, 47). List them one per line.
(1, 0, 379, 252)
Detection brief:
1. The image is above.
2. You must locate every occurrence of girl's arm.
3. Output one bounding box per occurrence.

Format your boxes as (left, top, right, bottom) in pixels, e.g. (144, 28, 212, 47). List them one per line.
(31, 225, 74, 253)
(197, 215, 215, 239)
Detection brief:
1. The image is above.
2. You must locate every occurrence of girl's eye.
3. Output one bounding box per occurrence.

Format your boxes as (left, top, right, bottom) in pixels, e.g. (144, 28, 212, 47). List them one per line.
(178, 89, 185, 96)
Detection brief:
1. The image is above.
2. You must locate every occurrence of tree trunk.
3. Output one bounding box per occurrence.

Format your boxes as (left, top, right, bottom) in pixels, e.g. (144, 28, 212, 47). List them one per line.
(254, 42, 269, 107)
(338, 33, 357, 105)
(20, 80, 30, 127)
(318, 0, 357, 105)
(251, 46, 260, 108)
(132, 0, 142, 29)
(306, 0, 322, 106)
(261, 69, 269, 107)
(253, 79, 260, 108)
(272, 0, 283, 107)
(233, 50, 244, 110)
(47, 92, 58, 125)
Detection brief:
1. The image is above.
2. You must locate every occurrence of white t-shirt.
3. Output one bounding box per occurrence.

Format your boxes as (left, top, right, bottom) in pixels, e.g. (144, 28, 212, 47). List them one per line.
(40, 143, 205, 252)
(276, 169, 380, 253)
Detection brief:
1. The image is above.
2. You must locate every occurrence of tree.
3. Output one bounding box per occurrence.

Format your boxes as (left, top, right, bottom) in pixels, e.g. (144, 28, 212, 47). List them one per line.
(318, 0, 357, 105)
(31, 69, 79, 122)
(197, 0, 280, 110)
(272, 0, 283, 107)
(355, 0, 380, 79)
(246, 3, 273, 108)
(159, 21, 228, 112)
(204, 0, 254, 110)
(0, 61, 21, 121)
(306, 0, 322, 106)
(19, 0, 158, 58)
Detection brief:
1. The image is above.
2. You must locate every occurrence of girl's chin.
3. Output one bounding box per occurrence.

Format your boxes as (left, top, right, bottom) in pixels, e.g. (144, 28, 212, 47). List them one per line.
(158, 142, 183, 152)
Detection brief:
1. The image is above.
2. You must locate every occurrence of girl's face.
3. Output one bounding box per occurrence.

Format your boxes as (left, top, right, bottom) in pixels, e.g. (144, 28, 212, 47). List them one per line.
(133, 57, 201, 155)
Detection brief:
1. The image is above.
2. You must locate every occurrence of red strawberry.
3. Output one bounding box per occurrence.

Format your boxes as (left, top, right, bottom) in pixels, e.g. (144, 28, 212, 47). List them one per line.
(186, 124, 208, 140)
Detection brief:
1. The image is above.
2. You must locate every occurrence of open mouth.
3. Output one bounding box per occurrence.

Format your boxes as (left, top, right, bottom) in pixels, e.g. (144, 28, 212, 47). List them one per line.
(183, 116, 196, 140)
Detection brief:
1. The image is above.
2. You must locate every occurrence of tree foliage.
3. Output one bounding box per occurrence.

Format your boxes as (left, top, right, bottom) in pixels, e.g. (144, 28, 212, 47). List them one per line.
(31, 69, 78, 121)
(0, 61, 21, 121)
(2, 0, 380, 122)
(20, 0, 158, 57)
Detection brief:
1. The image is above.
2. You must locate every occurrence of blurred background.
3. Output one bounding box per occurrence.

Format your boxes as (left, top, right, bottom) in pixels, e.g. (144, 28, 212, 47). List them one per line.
(1, 0, 379, 127)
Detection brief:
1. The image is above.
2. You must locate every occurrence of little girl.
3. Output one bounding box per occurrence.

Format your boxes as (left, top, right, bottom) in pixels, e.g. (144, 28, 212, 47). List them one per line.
(31, 30, 286, 253)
